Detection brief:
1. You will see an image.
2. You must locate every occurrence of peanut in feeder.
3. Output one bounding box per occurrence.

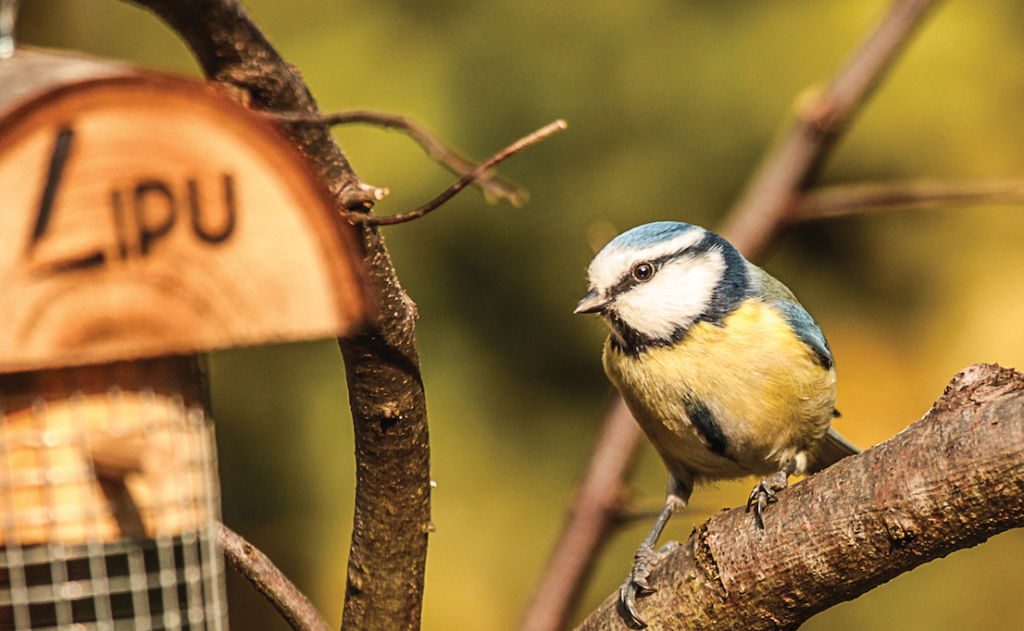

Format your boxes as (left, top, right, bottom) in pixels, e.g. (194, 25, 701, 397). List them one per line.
(0, 48, 369, 631)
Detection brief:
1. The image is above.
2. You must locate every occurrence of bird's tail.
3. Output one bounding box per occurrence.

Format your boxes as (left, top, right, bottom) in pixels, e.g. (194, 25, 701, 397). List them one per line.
(806, 427, 860, 474)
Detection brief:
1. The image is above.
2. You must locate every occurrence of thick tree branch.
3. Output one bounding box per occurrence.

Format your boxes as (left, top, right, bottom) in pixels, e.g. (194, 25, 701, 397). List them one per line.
(722, 0, 944, 260)
(275, 110, 528, 206)
(123, 2, 432, 630)
(525, 2, 946, 629)
(219, 524, 333, 631)
(577, 363, 1024, 630)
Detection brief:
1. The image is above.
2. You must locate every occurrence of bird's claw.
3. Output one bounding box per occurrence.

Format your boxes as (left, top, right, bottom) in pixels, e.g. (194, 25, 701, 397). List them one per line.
(746, 470, 790, 529)
(618, 541, 678, 628)
(619, 580, 648, 629)
(618, 543, 656, 628)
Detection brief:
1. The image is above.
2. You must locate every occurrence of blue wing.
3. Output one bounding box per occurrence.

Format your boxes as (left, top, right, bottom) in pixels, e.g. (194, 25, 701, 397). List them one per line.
(747, 263, 835, 370)
(772, 298, 833, 370)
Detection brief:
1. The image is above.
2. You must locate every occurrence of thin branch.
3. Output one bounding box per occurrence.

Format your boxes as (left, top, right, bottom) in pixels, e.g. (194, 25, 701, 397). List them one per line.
(578, 364, 1024, 630)
(520, 397, 642, 631)
(356, 120, 567, 226)
(524, 2, 946, 629)
(219, 524, 334, 631)
(275, 110, 528, 206)
(722, 0, 945, 260)
(795, 177, 1024, 220)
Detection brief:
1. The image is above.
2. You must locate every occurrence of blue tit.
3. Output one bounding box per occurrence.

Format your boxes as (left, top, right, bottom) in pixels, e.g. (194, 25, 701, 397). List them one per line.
(575, 221, 858, 627)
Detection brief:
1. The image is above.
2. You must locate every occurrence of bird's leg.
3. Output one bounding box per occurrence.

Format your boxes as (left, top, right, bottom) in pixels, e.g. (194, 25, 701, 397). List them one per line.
(746, 457, 798, 529)
(619, 475, 691, 629)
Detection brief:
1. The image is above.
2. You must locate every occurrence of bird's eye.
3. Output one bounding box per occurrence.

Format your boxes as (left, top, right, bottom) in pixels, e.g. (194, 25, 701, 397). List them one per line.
(631, 261, 655, 282)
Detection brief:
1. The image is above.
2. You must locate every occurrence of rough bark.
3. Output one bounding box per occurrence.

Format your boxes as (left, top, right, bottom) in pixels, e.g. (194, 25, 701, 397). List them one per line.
(577, 363, 1024, 630)
(336, 233, 430, 631)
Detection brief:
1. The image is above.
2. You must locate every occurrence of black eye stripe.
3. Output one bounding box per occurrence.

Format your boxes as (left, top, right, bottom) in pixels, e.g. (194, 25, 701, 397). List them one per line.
(609, 248, 692, 296)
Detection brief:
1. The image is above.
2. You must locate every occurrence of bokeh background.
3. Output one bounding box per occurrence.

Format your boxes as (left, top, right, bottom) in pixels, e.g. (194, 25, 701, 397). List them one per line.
(14, 0, 1024, 629)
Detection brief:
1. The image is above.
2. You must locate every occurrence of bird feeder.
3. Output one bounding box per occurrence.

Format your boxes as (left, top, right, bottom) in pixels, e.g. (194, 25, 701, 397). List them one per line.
(0, 49, 368, 631)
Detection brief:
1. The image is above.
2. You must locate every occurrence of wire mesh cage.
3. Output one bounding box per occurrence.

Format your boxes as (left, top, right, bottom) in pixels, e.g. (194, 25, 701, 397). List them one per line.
(0, 374, 226, 631)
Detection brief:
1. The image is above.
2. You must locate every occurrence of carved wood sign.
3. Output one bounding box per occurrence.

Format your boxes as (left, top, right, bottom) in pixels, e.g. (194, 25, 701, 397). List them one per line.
(0, 50, 368, 372)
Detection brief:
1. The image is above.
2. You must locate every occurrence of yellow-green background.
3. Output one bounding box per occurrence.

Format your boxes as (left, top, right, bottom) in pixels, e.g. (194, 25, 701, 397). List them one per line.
(16, 0, 1024, 629)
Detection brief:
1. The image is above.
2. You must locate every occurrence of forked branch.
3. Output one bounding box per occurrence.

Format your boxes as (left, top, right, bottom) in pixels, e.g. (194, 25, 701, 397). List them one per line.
(723, 0, 945, 259)
(275, 110, 528, 206)
(357, 120, 566, 226)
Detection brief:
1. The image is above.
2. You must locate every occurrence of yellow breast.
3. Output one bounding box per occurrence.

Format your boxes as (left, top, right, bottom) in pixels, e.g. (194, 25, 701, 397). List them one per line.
(604, 299, 836, 481)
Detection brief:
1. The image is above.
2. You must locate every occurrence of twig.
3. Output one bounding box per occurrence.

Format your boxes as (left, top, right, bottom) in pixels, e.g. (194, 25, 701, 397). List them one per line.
(722, 0, 944, 260)
(520, 397, 642, 631)
(218, 523, 334, 631)
(524, 2, 946, 630)
(578, 364, 1024, 630)
(795, 177, 1024, 220)
(355, 120, 567, 226)
(274, 110, 528, 206)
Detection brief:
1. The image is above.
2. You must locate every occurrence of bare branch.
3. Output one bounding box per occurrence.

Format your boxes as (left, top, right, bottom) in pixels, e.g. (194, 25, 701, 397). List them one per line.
(795, 177, 1024, 220)
(520, 397, 642, 631)
(218, 524, 334, 631)
(357, 120, 566, 227)
(275, 110, 528, 206)
(722, 0, 945, 260)
(577, 364, 1024, 630)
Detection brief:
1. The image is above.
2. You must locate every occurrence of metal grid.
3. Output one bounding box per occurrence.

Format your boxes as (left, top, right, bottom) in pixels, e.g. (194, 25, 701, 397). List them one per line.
(0, 389, 227, 631)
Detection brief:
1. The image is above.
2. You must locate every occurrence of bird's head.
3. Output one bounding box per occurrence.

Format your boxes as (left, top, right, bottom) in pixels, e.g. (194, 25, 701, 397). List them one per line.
(575, 221, 749, 354)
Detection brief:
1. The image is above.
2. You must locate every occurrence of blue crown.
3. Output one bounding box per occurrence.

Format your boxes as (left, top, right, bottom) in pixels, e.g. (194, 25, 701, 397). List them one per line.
(603, 221, 697, 251)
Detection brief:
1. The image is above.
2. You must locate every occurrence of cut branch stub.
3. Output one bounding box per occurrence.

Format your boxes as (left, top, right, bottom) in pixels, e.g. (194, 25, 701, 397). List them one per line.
(0, 49, 369, 372)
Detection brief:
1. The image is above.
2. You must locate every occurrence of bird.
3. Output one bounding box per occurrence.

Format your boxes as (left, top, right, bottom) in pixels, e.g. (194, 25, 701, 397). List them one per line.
(574, 221, 858, 627)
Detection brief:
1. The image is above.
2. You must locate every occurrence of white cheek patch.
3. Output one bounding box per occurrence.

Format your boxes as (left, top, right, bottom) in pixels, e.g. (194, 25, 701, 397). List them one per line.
(587, 227, 706, 292)
(614, 252, 725, 340)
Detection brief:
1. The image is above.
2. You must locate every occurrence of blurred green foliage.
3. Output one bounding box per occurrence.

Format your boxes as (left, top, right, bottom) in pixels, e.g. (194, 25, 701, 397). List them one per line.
(14, 0, 1024, 629)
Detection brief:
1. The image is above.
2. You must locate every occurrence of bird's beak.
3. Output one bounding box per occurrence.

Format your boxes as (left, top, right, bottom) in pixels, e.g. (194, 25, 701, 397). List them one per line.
(574, 289, 607, 314)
